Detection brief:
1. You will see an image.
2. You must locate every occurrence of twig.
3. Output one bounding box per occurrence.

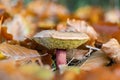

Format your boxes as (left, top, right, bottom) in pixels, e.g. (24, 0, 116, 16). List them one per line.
(67, 57, 75, 65)
(40, 53, 48, 57)
(86, 45, 100, 51)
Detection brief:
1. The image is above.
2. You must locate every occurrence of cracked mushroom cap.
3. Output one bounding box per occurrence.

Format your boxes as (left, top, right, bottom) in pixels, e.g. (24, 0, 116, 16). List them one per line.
(33, 30, 90, 49)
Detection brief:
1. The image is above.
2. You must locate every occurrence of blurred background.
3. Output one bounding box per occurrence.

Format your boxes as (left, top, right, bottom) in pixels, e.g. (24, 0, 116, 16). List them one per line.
(24, 0, 120, 12)
(0, 0, 120, 41)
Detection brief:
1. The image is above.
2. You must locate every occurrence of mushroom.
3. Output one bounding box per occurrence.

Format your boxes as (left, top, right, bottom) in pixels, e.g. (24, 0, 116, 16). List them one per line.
(33, 30, 89, 68)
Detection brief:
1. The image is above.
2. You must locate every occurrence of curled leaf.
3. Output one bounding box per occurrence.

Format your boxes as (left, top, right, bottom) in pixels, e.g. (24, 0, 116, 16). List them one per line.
(1, 27, 13, 40)
(65, 19, 98, 41)
(102, 38, 120, 63)
(3, 14, 36, 40)
(57, 19, 98, 45)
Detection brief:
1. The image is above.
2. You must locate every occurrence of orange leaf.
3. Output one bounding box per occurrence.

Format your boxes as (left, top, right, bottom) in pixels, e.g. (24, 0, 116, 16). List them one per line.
(1, 27, 13, 40)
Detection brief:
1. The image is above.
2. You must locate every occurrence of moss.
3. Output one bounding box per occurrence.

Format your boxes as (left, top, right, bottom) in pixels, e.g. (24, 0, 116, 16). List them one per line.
(34, 37, 89, 49)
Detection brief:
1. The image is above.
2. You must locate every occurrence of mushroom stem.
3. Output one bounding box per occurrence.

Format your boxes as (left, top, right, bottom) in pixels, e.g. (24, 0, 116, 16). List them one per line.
(56, 49, 66, 68)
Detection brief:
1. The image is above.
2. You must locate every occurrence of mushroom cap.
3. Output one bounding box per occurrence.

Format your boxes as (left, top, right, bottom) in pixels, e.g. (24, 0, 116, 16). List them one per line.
(33, 30, 89, 49)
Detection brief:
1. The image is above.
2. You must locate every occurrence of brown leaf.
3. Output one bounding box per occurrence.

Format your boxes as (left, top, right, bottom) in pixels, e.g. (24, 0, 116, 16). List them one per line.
(59, 19, 98, 46)
(93, 22, 120, 43)
(66, 19, 98, 40)
(1, 27, 13, 40)
(0, 43, 42, 66)
(102, 38, 120, 63)
(80, 50, 110, 71)
(67, 49, 88, 60)
(41, 54, 52, 67)
(112, 30, 120, 43)
(79, 66, 120, 80)
(0, 9, 10, 23)
(0, 16, 13, 42)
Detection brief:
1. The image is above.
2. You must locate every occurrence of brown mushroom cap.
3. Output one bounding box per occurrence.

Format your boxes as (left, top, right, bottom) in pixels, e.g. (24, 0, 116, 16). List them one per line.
(33, 30, 90, 49)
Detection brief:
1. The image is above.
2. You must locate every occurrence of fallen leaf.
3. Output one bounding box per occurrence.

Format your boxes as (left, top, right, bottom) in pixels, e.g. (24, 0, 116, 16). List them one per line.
(112, 30, 120, 43)
(1, 27, 13, 40)
(102, 38, 120, 63)
(79, 50, 110, 71)
(67, 49, 88, 60)
(41, 54, 52, 67)
(0, 43, 43, 66)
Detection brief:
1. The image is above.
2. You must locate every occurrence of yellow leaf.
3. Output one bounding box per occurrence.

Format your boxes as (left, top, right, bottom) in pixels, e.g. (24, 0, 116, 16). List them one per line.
(0, 51, 7, 60)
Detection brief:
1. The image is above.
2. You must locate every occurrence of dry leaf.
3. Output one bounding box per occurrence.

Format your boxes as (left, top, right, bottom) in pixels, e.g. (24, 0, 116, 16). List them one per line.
(93, 22, 120, 36)
(60, 19, 98, 45)
(0, 9, 10, 23)
(102, 38, 120, 63)
(67, 49, 88, 60)
(93, 22, 120, 43)
(0, 43, 42, 66)
(80, 50, 110, 71)
(56, 22, 66, 31)
(66, 19, 98, 40)
(0, 17, 12, 43)
(1, 27, 13, 40)
(41, 54, 52, 67)
(79, 66, 120, 80)
(112, 30, 120, 43)
(3, 14, 37, 40)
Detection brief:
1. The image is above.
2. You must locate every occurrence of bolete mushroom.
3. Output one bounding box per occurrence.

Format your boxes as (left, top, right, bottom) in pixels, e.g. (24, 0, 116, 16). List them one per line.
(33, 30, 89, 68)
